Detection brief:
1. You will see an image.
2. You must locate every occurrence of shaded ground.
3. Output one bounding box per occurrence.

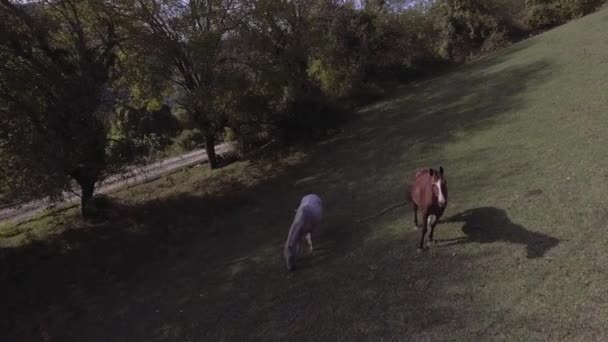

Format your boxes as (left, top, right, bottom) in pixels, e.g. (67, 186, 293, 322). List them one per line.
(0, 144, 232, 225)
(2, 7, 608, 341)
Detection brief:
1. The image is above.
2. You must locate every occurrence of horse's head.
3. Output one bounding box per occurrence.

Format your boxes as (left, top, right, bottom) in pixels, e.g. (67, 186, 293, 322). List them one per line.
(429, 166, 447, 208)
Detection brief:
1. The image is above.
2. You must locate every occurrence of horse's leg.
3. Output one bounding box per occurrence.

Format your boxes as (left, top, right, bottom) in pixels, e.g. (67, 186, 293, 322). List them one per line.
(427, 215, 438, 247)
(418, 213, 429, 252)
(413, 204, 419, 230)
(306, 232, 313, 254)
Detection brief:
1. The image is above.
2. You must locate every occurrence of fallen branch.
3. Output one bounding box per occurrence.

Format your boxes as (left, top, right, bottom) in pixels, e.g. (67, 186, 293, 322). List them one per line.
(226, 256, 249, 265)
(356, 201, 409, 223)
(243, 139, 277, 159)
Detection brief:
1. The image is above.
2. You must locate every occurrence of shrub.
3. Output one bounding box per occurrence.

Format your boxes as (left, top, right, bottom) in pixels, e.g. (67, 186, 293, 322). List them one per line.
(522, 0, 607, 30)
(173, 129, 206, 153)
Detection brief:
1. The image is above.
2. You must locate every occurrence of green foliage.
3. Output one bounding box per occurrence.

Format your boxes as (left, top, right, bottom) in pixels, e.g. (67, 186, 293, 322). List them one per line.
(173, 129, 206, 152)
(522, 0, 607, 29)
(308, 57, 358, 98)
(432, 0, 511, 61)
(0, 0, 125, 215)
(114, 104, 179, 142)
(110, 0, 608, 157)
(223, 127, 237, 143)
(111, 0, 257, 168)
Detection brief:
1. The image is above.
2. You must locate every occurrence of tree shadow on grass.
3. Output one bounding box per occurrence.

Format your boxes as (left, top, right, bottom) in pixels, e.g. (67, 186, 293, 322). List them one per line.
(327, 66, 556, 214)
(440, 207, 560, 259)
(358, 58, 553, 152)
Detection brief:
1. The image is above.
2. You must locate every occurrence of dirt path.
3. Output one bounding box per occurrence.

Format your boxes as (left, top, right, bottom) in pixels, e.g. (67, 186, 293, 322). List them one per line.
(0, 143, 233, 225)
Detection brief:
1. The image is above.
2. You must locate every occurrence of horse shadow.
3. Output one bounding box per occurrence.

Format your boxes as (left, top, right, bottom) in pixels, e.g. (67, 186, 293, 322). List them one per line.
(439, 207, 560, 259)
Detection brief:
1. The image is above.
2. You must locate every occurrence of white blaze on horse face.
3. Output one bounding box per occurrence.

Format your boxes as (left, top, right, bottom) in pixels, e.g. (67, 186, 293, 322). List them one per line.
(434, 180, 446, 207)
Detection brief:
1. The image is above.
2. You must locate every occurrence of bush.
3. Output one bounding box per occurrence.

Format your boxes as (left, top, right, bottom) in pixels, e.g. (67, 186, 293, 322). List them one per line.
(522, 0, 607, 30)
(480, 29, 512, 54)
(115, 104, 180, 141)
(223, 127, 237, 144)
(173, 129, 206, 152)
(107, 133, 170, 166)
(432, 0, 514, 62)
(522, 2, 562, 29)
(308, 57, 358, 98)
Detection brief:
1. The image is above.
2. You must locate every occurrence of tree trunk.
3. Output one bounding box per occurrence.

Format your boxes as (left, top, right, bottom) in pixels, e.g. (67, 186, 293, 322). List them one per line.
(205, 134, 218, 169)
(80, 180, 95, 219)
(71, 169, 97, 220)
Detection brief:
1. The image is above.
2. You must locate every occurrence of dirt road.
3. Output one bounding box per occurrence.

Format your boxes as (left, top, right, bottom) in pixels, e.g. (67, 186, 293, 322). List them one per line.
(0, 143, 233, 225)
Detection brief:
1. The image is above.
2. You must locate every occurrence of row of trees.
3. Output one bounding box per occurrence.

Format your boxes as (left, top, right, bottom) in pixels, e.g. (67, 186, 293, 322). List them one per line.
(0, 0, 605, 218)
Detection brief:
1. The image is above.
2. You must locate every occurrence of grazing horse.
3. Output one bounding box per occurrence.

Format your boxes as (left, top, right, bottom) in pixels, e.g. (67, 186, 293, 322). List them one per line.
(284, 194, 323, 271)
(409, 167, 448, 251)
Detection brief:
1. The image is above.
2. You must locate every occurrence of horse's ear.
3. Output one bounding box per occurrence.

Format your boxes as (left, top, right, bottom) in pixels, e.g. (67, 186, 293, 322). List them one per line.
(439, 166, 444, 175)
(429, 169, 434, 176)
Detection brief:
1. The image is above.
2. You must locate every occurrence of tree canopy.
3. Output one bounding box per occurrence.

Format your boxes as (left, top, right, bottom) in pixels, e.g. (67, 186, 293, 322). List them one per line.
(0, 0, 122, 216)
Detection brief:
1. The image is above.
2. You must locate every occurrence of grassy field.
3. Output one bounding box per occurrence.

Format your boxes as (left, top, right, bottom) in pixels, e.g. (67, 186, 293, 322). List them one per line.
(2, 8, 608, 341)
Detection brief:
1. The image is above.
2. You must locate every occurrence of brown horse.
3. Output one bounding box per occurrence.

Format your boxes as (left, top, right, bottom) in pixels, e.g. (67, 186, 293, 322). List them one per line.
(409, 166, 448, 251)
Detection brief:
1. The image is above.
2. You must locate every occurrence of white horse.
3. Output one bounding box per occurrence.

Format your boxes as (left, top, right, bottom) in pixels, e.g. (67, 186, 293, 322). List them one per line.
(284, 194, 323, 271)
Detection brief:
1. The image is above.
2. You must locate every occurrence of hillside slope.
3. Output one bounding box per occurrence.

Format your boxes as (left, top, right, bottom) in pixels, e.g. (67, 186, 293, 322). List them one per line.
(2, 7, 608, 341)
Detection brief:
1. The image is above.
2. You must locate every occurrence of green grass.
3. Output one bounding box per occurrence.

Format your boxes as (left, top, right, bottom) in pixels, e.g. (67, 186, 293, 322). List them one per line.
(3, 8, 608, 341)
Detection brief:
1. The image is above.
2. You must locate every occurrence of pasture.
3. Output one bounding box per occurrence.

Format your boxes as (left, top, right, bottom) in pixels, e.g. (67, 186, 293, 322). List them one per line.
(2, 7, 608, 341)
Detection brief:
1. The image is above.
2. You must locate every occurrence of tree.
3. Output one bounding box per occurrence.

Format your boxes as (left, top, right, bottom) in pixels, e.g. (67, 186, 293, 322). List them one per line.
(242, 0, 341, 142)
(113, 0, 255, 169)
(0, 0, 123, 218)
(432, 0, 510, 61)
